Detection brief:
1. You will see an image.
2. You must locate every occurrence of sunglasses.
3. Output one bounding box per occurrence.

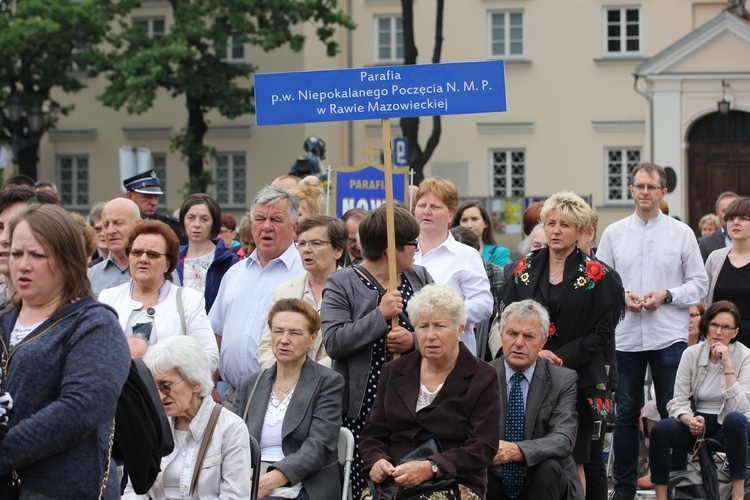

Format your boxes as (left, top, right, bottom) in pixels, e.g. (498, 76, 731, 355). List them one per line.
(127, 248, 168, 260)
(155, 379, 184, 396)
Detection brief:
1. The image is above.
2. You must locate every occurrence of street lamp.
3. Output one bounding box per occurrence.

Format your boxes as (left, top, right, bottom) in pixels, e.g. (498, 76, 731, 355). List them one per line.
(1, 92, 45, 175)
(718, 80, 731, 115)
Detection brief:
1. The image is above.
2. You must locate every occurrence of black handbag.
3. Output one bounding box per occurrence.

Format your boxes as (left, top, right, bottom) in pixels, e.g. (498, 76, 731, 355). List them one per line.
(365, 438, 460, 500)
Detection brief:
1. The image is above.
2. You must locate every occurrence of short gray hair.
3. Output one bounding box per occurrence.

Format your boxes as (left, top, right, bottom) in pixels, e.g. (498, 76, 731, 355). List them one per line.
(408, 284, 468, 328)
(499, 299, 550, 340)
(518, 222, 544, 255)
(87, 201, 107, 225)
(142, 336, 213, 398)
(251, 186, 300, 223)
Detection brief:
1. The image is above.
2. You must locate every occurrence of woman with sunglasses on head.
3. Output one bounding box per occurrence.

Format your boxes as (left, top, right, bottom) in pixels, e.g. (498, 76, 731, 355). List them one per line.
(123, 335, 252, 499)
(98, 220, 218, 369)
(706, 197, 750, 347)
(649, 301, 750, 500)
(321, 204, 433, 498)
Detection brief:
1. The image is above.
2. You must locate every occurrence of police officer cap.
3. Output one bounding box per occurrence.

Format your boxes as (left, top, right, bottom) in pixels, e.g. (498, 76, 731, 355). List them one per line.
(123, 170, 163, 195)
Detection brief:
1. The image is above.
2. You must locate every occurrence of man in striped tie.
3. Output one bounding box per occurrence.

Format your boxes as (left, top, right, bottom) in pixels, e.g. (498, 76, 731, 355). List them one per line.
(488, 299, 583, 499)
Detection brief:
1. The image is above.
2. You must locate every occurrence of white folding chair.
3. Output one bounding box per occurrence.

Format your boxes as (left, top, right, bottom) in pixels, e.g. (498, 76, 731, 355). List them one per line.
(338, 427, 355, 500)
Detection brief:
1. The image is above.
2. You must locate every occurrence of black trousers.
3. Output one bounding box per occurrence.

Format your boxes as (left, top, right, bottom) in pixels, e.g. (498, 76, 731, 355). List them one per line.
(487, 458, 568, 500)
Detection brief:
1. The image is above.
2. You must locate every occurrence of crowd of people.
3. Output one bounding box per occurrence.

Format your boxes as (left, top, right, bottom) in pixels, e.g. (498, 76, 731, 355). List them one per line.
(0, 163, 747, 500)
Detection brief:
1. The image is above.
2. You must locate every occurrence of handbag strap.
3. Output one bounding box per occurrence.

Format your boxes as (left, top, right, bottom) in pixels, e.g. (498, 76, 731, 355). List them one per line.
(189, 403, 223, 495)
(352, 265, 413, 330)
(177, 287, 187, 335)
(242, 368, 268, 421)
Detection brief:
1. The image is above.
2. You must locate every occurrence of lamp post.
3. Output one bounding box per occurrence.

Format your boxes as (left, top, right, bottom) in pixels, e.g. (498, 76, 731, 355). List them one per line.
(718, 80, 731, 116)
(0, 92, 45, 179)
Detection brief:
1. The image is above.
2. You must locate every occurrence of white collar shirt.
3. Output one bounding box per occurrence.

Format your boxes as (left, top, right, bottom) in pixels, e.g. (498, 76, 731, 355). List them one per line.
(208, 244, 304, 388)
(414, 232, 493, 355)
(596, 212, 708, 352)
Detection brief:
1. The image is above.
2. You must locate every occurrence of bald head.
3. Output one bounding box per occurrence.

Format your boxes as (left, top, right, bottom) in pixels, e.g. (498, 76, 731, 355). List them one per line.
(102, 198, 142, 259)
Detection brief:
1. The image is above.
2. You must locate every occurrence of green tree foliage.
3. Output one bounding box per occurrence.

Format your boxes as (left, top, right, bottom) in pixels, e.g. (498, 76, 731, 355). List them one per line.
(0, 0, 133, 179)
(99, 0, 354, 194)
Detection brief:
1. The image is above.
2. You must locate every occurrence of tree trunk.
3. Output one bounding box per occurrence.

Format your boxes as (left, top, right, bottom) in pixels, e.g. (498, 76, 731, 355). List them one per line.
(399, 0, 444, 185)
(186, 96, 209, 192)
(16, 137, 40, 181)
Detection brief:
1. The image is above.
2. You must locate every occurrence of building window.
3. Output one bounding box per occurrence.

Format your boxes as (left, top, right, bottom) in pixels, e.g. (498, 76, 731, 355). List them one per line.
(374, 16, 403, 64)
(134, 17, 166, 38)
(214, 153, 246, 208)
(69, 41, 89, 72)
(604, 7, 640, 55)
(606, 148, 641, 202)
(58, 156, 89, 209)
(491, 149, 525, 198)
(488, 11, 524, 58)
(152, 153, 167, 208)
(215, 18, 245, 62)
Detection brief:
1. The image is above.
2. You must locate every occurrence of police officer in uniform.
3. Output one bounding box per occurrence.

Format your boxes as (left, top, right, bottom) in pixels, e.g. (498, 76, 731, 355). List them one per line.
(124, 170, 186, 244)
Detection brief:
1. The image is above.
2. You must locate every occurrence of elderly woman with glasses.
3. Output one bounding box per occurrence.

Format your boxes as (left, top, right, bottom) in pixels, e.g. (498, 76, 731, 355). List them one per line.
(322, 204, 433, 498)
(649, 301, 750, 500)
(124, 336, 252, 499)
(257, 215, 348, 369)
(98, 220, 218, 368)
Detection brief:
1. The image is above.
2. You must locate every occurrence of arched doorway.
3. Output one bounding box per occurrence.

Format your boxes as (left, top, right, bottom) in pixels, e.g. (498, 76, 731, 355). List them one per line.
(687, 110, 750, 233)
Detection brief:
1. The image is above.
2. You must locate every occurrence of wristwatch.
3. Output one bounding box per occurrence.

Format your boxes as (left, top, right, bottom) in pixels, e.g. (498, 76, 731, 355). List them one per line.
(664, 290, 673, 304)
(427, 459, 438, 479)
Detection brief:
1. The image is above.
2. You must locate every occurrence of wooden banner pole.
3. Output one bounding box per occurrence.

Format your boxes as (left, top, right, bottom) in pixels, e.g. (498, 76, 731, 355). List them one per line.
(381, 118, 400, 343)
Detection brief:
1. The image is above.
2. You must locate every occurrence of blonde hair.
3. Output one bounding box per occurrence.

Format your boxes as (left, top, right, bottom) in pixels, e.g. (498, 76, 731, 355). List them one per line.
(290, 176, 324, 217)
(540, 191, 593, 231)
(416, 178, 458, 213)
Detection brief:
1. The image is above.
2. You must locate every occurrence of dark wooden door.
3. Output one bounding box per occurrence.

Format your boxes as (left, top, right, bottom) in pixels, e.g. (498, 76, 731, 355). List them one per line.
(687, 110, 750, 233)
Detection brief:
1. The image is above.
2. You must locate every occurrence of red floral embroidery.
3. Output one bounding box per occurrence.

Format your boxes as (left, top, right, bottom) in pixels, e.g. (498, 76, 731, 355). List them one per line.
(513, 257, 528, 277)
(548, 322, 557, 338)
(585, 261, 604, 282)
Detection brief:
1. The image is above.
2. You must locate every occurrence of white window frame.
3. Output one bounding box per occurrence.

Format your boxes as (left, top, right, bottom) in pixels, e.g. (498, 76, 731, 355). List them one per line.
(223, 32, 245, 62)
(373, 15, 403, 64)
(58, 155, 89, 210)
(604, 147, 642, 205)
(489, 149, 525, 198)
(213, 152, 246, 209)
(152, 153, 167, 208)
(487, 11, 524, 59)
(603, 7, 641, 56)
(134, 17, 166, 38)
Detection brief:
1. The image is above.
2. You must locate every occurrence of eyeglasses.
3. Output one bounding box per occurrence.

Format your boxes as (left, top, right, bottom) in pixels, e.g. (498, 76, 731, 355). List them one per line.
(631, 184, 663, 192)
(707, 322, 738, 332)
(155, 379, 184, 396)
(397, 240, 419, 248)
(727, 216, 750, 223)
(296, 239, 331, 249)
(127, 248, 168, 259)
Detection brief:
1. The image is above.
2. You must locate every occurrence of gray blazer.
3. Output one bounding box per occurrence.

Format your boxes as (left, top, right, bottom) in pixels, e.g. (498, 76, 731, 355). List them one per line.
(490, 358, 584, 500)
(698, 229, 727, 263)
(321, 265, 433, 419)
(234, 358, 344, 499)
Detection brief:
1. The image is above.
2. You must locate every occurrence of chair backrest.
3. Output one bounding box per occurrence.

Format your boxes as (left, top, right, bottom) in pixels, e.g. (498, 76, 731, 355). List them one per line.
(338, 427, 355, 500)
(249, 434, 261, 500)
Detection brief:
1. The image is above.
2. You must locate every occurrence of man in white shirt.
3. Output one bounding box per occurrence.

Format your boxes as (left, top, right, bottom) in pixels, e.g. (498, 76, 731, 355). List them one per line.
(596, 162, 708, 500)
(209, 187, 305, 405)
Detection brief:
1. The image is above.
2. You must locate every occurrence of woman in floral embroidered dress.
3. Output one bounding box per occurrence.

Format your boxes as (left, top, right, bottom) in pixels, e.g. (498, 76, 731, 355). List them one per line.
(500, 191, 625, 500)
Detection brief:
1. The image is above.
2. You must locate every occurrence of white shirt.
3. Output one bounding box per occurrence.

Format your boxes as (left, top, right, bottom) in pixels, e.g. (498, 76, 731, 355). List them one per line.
(596, 212, 708, 352)
(209, 244, 304, 388)
(414, 232, 493, 354)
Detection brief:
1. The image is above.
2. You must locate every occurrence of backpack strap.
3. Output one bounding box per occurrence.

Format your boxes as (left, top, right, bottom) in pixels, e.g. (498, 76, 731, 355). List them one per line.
(189, 403, 223, 495)
(242, 368, 267, 422)
(176, 287, 187, 335)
